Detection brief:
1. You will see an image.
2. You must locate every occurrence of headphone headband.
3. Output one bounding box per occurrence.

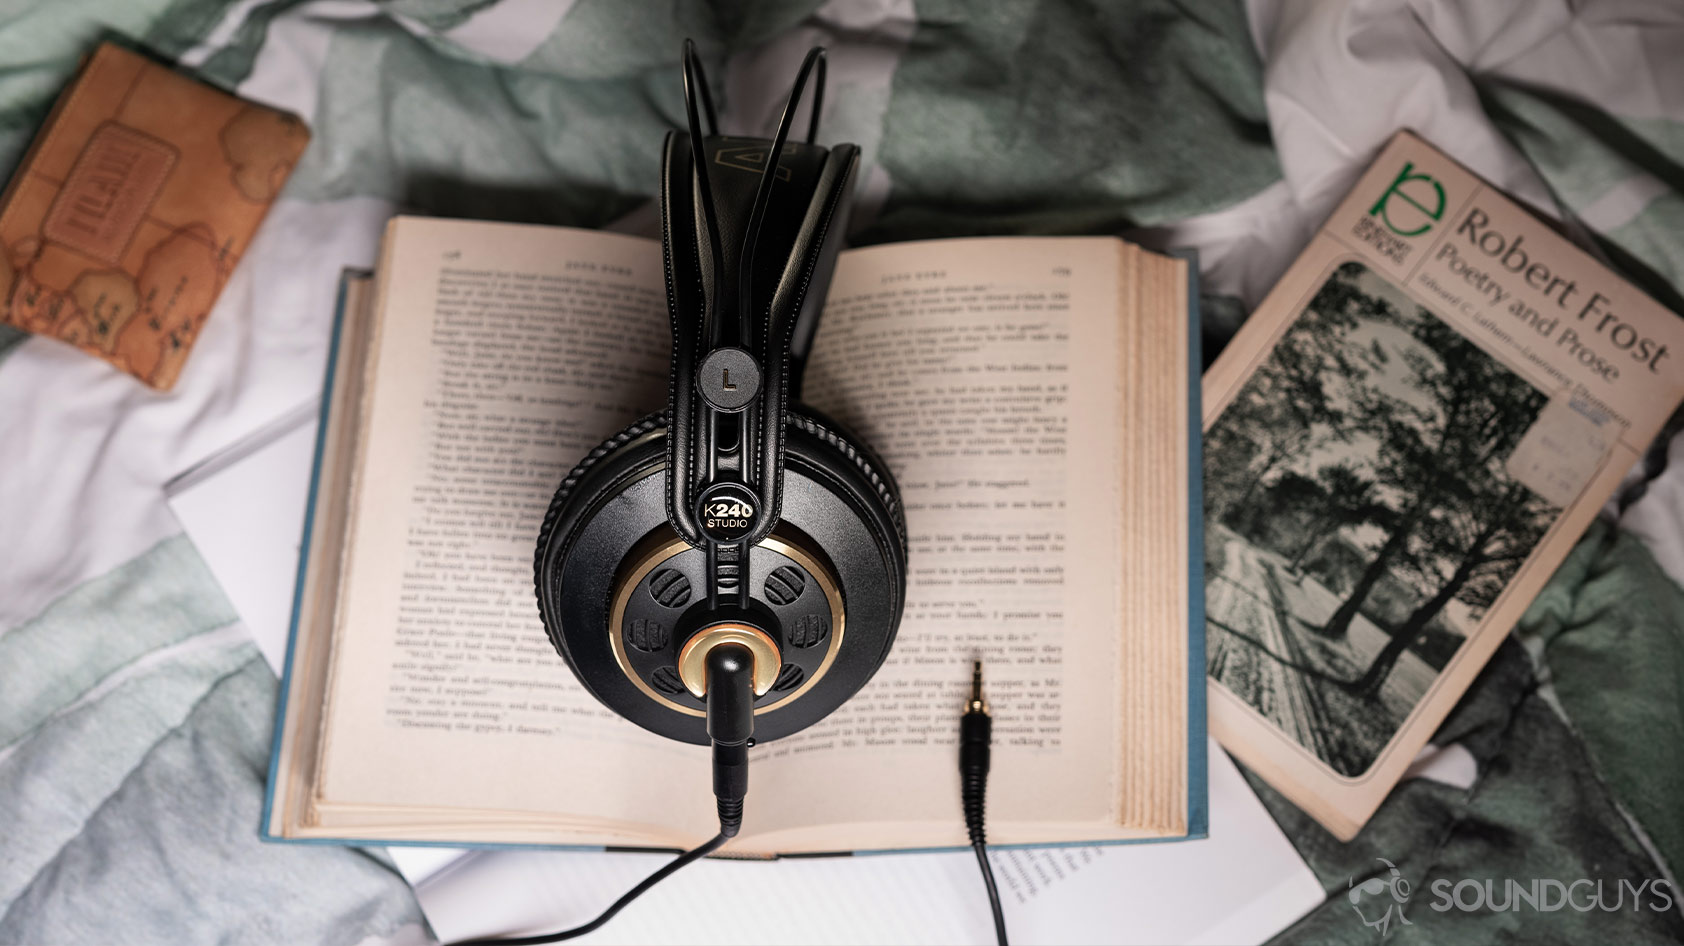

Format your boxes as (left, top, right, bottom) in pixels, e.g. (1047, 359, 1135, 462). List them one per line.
(661, 44, 858, 610)
(533, 40, 904, 753)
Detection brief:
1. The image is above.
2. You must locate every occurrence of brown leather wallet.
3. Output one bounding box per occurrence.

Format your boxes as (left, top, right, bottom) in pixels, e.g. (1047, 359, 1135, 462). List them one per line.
(0, 42, 310, 390)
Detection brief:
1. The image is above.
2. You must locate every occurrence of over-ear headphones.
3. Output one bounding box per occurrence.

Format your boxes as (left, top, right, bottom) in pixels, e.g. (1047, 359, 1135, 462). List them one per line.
(533, 43, 908, 748)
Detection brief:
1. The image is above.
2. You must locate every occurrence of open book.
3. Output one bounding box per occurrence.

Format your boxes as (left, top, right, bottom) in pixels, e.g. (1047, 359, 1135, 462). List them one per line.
(264, 219, 1204, 856)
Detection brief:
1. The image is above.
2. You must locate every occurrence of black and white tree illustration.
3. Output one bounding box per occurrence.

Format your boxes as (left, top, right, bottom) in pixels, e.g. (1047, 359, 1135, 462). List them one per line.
(1205, 261, 1556, 776)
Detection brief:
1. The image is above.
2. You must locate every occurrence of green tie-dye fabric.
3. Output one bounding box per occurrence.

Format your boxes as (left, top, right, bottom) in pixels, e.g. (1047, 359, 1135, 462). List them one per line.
(860, 0, 1280, 243)
(0, 537, 423, 944)
(1479, 81, 1684, 314)
(1258, 525, 1684, 944)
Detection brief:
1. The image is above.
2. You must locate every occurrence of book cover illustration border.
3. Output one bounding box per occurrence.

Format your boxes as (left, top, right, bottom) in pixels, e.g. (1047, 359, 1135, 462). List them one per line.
(0, 42, 308, 389)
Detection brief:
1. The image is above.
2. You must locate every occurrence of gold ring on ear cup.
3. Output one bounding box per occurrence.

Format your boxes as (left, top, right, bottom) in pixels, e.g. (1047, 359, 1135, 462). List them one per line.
(676, 624, 781, 697)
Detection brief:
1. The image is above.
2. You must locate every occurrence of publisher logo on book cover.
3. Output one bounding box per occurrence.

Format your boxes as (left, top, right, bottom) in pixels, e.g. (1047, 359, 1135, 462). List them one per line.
(1354, 161, 1445, 266)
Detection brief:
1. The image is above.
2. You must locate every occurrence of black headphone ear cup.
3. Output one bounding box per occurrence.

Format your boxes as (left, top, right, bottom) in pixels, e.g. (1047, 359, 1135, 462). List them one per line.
(533, 411, 667, 667)
(785, 408, 905, 551)
(534, 408, 907, 744)
(537, 410, 905, 620)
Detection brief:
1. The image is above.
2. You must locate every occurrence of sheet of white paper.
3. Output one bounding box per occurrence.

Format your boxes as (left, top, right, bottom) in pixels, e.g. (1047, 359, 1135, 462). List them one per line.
(166, 402, 318, 672)
(405, 740, 1323, 945)
(389, 847, 473, 887)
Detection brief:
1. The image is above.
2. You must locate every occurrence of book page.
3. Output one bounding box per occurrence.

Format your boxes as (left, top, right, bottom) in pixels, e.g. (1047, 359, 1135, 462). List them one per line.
(741, 238, 1189, 849)
(263, 274, 376, 838)
(315, 219, 715, 837)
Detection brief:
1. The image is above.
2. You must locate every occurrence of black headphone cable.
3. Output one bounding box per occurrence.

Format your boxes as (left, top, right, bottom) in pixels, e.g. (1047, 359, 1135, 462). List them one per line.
(961, 660, 1008, 946)
(452, 832, 727, 946)
(453, 645, 756, 946)
(452, 656, 1011, 945)
(467, 39, 1003, 944)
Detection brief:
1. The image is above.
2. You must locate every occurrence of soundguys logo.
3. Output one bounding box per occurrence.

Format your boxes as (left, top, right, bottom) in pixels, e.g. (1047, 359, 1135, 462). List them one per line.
(1348, 859, 1678, 938)
(1348, 858, 1413, 937)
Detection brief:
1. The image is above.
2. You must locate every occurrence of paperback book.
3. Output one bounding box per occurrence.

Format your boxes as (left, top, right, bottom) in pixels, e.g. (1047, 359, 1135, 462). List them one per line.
(1203, 131, 1684, 839)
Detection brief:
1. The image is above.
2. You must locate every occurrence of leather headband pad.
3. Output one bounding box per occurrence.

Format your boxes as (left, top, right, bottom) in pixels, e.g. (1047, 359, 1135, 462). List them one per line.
(660, 130, 861, 549)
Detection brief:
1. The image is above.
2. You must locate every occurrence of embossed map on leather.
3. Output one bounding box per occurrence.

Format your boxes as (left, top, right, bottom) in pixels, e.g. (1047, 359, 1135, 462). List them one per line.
(0, 42, 309, 389)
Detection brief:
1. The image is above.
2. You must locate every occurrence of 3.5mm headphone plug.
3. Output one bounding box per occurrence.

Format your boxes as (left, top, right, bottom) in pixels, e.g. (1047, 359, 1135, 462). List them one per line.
(959, 660, 1007, 946)
(960, 661, 992, 844)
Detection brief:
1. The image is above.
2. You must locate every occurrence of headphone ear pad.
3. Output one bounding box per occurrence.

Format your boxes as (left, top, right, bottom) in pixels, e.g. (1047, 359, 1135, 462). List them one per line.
(533, 411, 667, 674)
(783, 408, 906, 554)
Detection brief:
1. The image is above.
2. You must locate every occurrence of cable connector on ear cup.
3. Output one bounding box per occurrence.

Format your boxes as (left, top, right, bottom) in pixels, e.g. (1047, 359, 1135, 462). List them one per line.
(452, 642, 758, 945)
(705, 642, 756, 837)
